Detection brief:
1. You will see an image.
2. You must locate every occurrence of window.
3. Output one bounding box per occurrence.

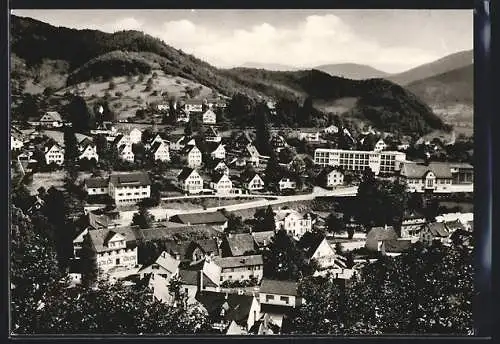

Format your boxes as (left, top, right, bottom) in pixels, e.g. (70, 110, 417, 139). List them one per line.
(115, 258, 120, 265)
(266, 294, 274, 301)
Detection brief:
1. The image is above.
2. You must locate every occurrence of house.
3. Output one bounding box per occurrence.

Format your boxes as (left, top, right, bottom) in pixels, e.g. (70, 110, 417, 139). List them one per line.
(209, 143, 226, 160)
(146, 133, 169, 149)
(170, 135, 194, 151)
(176, 110, 190, 123)
(177, 168, 204, 194)
(117, 144, 135, 162)
(275, 209, 312, 238)
(214, 254, 264, 283)
(90, 122, 117, 136)
(84, 227, 138, 279)
(210, 174, 233, 195)
(244, 144, 262, 167)
(11, 133, 24, 151)
(181, 145, 202, 168)
(196, 291, 261, 333)
(220, 233, 257, 257)
(150, 141, 171, 162)
(298, 233, 339, 269)
(270, 135, 288, 153)
(252, 231, 275, 250)
(444, 219, 466, 234)
(38, 111, 64, 128)
(278, 177, 297, 192)
(241, 171, 265, 192)
(113, 134, 130, 149)
(205, 126, 222, 143)
(84, 177, 109, 195)
(249, 313, 282, 335)
(202, 109, 217, 124)
(373, 138, 387, 152)
(214, 161, 230, 176)
(128, 128, 142, 144)
(298, 129, 321, 143)
(138, 251, 181, 303)
(185, 239, 221, 262)
(380, 239, 413, 257)
(365, 225, 398, 251)
(44, 143, 64, 165)
(317, 166, 344, 188)
(450, 163, 474, 185)
(323, 125, 339, 134)
(108, 172, 151, 204)
(78, 143, 99, 162)
(400, 211, 426, 238)
(399, 162, 454, 193)
(157, 103, 170, 111)
(259, 279, 302, 308)
(88, 211, 121, 230)
(184, 99, 204, 113)
(420, 222, 450, 245)
(169, 211, 228, 231)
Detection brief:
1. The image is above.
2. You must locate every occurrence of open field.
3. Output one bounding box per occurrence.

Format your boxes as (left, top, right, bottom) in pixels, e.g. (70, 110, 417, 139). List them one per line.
(161, 197, 266, 211)
(55, 70, 213, 119)
(27, 171, 66, 194)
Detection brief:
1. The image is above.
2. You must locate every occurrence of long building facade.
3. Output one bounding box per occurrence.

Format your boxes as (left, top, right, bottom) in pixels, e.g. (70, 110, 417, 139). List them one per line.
(314, 148, 406, 175)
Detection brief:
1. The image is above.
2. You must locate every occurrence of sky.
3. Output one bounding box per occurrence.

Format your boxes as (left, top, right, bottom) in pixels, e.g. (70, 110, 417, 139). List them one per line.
(11, 9, 473, 73)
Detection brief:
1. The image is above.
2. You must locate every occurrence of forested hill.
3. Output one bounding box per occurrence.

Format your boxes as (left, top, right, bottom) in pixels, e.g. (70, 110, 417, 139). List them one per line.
(11, 15, 449, 135)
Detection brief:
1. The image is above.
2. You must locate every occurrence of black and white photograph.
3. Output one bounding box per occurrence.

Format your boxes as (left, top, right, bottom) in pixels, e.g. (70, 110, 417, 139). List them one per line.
(9, 9, 476, 336)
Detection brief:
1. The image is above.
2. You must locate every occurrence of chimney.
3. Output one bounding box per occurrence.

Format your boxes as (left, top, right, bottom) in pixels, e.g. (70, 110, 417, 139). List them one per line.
(225, 293, 228, 300)
(161, 251, 166, 259)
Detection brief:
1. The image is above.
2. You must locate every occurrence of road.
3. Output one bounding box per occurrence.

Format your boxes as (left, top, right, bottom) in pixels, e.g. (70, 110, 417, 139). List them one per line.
(115, 186, 358, 226)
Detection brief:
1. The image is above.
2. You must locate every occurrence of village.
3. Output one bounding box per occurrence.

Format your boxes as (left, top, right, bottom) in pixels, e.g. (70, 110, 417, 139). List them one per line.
(10, 91, 475, 335)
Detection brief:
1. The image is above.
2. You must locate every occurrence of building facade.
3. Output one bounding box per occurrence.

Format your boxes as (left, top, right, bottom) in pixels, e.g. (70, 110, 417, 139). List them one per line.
(314, 148, 406, 175)
(108, 172, 151, 204)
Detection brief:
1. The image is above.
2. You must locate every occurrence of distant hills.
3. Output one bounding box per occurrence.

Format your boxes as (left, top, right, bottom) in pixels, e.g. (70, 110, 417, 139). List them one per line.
(314, 63, 390, 80)
(387, 50, 473, 86)
(240, 62, 299, 71)
(10, 15, 451, 135)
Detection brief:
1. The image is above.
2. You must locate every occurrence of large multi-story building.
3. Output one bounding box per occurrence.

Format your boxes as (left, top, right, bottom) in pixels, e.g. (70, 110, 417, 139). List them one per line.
(314, 148, 406, 175)
(107, 172, 151, 204)
(214, 254, 264, 283)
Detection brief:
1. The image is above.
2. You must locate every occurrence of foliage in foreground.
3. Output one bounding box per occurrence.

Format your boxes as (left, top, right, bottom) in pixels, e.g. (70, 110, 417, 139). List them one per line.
(288, 241, 474, 335)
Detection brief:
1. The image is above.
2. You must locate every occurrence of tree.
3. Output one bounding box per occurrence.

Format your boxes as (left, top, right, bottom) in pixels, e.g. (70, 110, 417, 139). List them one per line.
(279, 147, 295, 164)
(326, 213, 346, 236)
(108, 80, 116, 90)
(184, 121, 193, 137)
(264, 154, 282, 186)
(254, 206, 276, 232)
(31, 280, 209, 334)
(355, 168, 408, 231)
(63, 95, 94, 131)
(287, 242, 474, 335)
(263, 230, 316, 280)
(63, 126, 79, 184)
(255, 102, 273, 156)
(300, 97, 314, 126)
(225, 213, 249, 234)
(132, 204, 154, 229)
(11, 206, 62, 334)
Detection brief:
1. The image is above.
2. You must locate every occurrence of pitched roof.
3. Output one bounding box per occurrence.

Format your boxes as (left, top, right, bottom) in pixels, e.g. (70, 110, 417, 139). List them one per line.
(252, 231, 275, 247)
(170, 211, 228, 225)
(177, 167, 197, 181)
(195, 291, 255, 326)
(224, 234, 256, 256)
(109, 172, 151, 187)
(138, 252, 180, 275)
(84, 177, 109, 188)
(426, 222, 450, 237)
(88, 227, 138, 253)
(212, 173, 229, 184)
(214, 255, 263, 269)
(241, 171, 262, 184)
(260, 279, 298, 297)
(185, 99, 204, 105)
(42, 111, 62, 121)
(400, 162, 453, 179)
(444, 219, 466, 232)
(150, 141, 166, 154)
(180, 144, 199, 155)
(382, 239, 412, 253)
(298, 233, 329, 258)
(187, 238, 220, 256)
(366, 226, 398, 249)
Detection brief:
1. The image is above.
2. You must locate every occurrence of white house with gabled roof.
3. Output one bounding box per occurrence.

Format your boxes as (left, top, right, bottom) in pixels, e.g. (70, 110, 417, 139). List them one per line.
(202, 109, 217, 124)
(150, 141, 170, 162)
(178, 168, 204, 194)
(210, 174, 233, 194)
(44, 143, 64, 165)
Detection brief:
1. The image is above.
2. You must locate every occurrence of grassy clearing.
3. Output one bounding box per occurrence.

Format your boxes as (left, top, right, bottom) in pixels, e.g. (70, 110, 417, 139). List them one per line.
(28, 170, 66, 194)
(55, 69, 213, 119)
